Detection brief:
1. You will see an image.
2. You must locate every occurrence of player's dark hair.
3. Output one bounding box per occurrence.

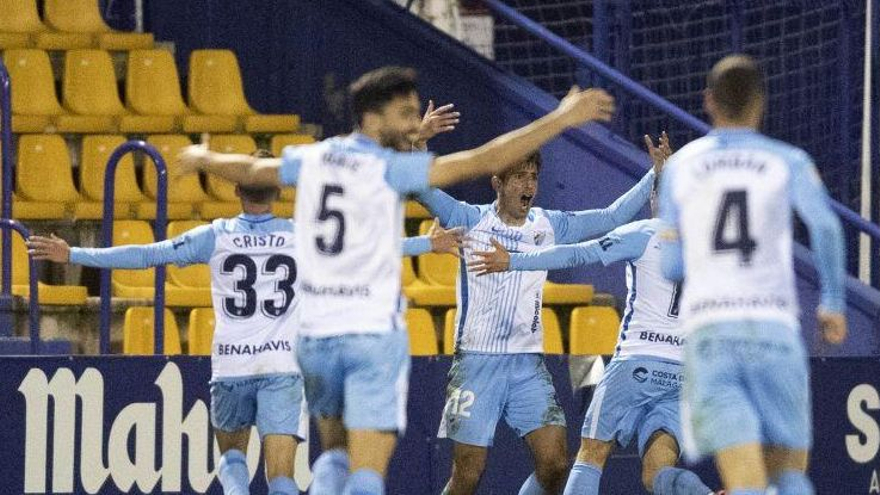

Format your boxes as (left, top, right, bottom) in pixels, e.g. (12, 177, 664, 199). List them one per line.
(237, 149, 281, 203)
(707, 55, 765, 120)
(497, 152, 542, 182)
(350, 66, 418, 126)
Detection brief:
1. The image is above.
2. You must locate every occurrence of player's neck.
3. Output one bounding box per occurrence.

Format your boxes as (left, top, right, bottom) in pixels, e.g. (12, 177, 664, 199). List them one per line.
(242, 204, 272, 215)
(495, 206, 527, 227)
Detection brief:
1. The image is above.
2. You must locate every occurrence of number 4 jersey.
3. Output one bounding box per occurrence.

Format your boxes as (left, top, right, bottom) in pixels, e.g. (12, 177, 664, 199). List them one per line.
(659, 128, 845, 332)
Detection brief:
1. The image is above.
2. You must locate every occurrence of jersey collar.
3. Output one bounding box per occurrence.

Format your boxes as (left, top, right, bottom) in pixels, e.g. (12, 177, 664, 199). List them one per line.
(238, 213, 276, 224)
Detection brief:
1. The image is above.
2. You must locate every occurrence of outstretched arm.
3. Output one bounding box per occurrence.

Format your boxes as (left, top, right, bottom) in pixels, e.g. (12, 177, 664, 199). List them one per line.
(27, 226, 215, 269)
(176, 135, 284, 187)
(402, 218, 464, 257)
(428, 87, 615, 188)
(415, 188, 481, 229)
(657, 164, 684, 281)
(468, 221, 653, 275)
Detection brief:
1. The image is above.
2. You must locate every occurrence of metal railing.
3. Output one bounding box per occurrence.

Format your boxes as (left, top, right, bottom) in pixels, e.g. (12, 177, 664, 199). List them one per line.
(99, 141, 168, 354)
(0, 219, 41, 354)
(484, 0, 880, 245)
(1, 60, 13, 314)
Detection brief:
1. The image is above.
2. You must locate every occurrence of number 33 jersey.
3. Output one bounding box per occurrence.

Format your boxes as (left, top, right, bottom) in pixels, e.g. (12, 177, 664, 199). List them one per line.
(660, 129, 835, 331)
(207, 216, 299, 379)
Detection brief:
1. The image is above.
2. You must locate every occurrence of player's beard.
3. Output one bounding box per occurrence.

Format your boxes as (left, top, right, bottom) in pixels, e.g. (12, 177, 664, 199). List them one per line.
(379, 128, 412, 152)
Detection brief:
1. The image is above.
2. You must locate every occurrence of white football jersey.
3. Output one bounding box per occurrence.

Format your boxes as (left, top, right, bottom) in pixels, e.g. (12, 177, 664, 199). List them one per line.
(281, 134, 432, 337)
(663, 130, 805, 332)
(455, 207, 557, 354)
(207, 217, 299, 379)
(612, 221, 684, 361)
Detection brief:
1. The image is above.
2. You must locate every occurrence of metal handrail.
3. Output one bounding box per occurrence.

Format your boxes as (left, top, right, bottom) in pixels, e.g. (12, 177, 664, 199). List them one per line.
(484, 0, 880, 242)
(0, 219, 40, 354)
(1, 61, 13, 296)
(99, 141, 168, 354)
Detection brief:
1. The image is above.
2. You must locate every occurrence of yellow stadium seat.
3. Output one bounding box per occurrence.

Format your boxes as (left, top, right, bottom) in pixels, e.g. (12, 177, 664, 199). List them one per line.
(126, 50, 236, 133)
(123, 307, 182, 355)
(0, 232, 88, 305)
(64, 50, 173, 133)
(207, 135, 257, 202)
(143, 135, 210, 219)
(401, 255, 456, 307)
(80, 135, 147, 218)
(0, 0, 92, 50)
(14, 135, 90, 219)
(543, 280, 594, 305)
(3, 49, 114, 133)
(569, 306, 620, 355)
(0, 0, 45, 32)
(406, 201, 431, 219)
(166, 221, 211, 289)
(111, 220, 212, 306)
(188, 308, 214, 356)
(188, 50, 300, 132)
(43, 0, 154, 50)
(406, 308, 438, 356)
(443, 308, 457, 354)
(270, 134, 316, 156)
(408, 220, 458, 306)
(542, 308, 564, 354)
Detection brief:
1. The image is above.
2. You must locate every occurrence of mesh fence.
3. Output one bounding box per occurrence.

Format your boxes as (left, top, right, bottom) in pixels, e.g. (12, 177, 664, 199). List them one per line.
(492, 0, 867, 213)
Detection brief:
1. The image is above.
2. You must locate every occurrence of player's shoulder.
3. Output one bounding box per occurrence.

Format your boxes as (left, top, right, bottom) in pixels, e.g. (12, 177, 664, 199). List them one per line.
(750, 134, 813, 166)
(266, 217, 296, 234)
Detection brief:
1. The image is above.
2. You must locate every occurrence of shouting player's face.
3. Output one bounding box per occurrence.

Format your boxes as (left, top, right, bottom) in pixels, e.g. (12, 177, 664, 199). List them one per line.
(377, 92, 422, 151)
(494, 161, 539, 222)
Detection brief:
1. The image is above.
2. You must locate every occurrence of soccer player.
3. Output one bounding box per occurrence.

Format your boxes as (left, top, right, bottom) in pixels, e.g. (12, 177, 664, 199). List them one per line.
(468, 134, 720, 495)
(175, 66, 615, 495)
(415, 143, 659, 494)
(26, 178, 460, 495)
(658, 55, 847, 495)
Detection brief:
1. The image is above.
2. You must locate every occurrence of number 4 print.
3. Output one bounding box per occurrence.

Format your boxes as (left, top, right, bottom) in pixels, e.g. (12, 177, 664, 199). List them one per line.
(712, 190, 758, 265)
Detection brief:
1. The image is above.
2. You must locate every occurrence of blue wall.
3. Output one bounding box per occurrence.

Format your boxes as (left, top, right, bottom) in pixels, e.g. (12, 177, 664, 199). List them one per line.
(145, 0, 879, 354)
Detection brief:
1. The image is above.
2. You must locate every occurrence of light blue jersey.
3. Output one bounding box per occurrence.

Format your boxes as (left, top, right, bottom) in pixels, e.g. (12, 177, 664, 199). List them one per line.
(417, 170, 654, 354)
(510, 218, 683, 361)
(280, 133, 432, 337)
(658, 128, 844, 460)
(659, 128, 845, 331)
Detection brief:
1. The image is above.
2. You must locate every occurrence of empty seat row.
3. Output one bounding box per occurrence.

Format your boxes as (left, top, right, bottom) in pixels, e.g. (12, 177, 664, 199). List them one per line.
(0, 0, 153, 50)
(123, 306, 621, 357)
(5, 48, 299, 133)
(10, 133, 313, 220)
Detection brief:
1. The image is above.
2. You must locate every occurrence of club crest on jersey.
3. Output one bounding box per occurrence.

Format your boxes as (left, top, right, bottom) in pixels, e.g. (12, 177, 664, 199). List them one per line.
(534, 231, 546, 245)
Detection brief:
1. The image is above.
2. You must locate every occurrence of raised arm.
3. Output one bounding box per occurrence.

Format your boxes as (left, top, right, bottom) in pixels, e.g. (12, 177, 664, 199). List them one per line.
(415, 188, 481, 229)
(548, 170, 654, 244)
(658, 164, 684, 282)
(428, 87, 615, 188)
(27, 226, 215, 269)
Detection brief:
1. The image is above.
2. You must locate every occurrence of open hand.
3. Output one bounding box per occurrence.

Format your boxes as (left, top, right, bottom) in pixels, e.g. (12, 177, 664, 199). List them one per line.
(467, 238, 510, 276)
(818, 309, 847, 345)
(415, 100, 460, 149)
(644, 131, 673, 174)
(556, 86, 615, 127)
(428, 218, 464, 257)
(26, 234, 71, 263)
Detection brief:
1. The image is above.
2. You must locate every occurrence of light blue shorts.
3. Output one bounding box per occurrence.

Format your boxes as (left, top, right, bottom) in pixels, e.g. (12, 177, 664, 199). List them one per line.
(437, 352, 565, 447)
(582, 356, 683, 457)
(296, 331, 410, 432)
(682, 320, 812, 459)
(210, 373, 307, 440)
